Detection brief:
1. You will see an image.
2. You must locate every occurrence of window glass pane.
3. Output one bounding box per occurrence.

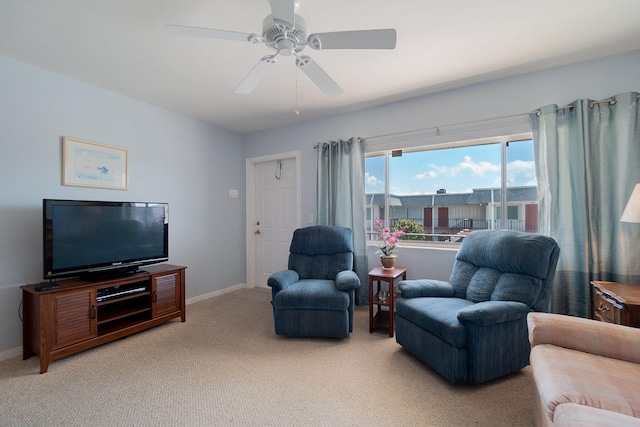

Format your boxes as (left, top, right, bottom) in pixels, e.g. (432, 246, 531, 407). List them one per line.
(506, 139, 537, 232)
(365, 135, 537, 245)
(389, 144, 500, 241)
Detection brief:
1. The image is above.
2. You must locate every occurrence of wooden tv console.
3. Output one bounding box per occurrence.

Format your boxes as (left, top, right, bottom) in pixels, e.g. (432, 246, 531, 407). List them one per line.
(21, 264, 186, 373)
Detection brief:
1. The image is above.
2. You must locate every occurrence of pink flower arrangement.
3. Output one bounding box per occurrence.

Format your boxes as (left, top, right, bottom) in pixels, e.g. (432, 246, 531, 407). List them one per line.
(374, 218, 405, 256)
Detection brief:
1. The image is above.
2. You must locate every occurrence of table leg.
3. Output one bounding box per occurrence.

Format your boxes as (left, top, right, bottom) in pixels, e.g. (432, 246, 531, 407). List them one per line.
(368, 276, 374, 333)
(389, 278, 394, 337)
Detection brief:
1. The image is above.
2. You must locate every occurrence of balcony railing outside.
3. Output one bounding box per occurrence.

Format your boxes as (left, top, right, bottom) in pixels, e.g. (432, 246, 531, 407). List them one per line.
(367, 217, 536, 243)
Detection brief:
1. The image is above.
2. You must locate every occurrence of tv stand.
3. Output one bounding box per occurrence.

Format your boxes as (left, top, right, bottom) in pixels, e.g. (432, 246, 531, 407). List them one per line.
(21, 264, 186, 373)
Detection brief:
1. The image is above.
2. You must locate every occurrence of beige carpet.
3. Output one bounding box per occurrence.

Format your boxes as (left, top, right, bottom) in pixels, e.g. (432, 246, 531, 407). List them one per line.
(1, 288, 533, 426)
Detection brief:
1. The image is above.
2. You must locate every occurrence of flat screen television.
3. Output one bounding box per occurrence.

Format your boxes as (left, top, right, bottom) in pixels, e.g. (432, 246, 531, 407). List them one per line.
(43, 199, 169, 280)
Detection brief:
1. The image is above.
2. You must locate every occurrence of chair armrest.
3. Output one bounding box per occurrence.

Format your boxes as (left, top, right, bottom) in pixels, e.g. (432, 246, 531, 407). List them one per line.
(335, 270, 361, 291)
(457, 301, 531, 326)
(267, 270, 299, 292)
(398, 279, 455, 298)
(527, 312, 640, 364)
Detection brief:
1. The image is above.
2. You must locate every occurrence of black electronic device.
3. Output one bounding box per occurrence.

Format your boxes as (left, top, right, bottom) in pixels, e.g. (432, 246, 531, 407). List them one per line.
(43, 199, 169, 280)
(34, 282, 61, 291)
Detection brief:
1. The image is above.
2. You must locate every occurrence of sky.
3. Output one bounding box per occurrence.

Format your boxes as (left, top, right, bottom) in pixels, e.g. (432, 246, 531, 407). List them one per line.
(365, 139, 537, 195)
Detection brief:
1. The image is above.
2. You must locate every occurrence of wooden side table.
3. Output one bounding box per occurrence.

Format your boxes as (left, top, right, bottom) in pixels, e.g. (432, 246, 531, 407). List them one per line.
(369, 265, 407, 337)
(591, 281, 640, 328)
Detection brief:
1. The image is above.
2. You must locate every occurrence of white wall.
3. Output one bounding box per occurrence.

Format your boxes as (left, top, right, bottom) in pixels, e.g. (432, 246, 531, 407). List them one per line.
(0, 54, 246, 356)
(243, 49, 640, 282)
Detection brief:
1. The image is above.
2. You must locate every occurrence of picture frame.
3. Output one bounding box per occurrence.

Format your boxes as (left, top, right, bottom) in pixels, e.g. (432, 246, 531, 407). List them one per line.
(62, 137, 129, 190)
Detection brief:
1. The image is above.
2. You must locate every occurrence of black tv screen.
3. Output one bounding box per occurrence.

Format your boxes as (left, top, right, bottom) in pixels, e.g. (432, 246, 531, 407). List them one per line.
(43, 199, 169, 280)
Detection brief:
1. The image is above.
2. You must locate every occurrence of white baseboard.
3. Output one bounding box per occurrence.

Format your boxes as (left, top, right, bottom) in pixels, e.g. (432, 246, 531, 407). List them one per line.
(0, 283, 250, 363)
(185, 283, 248, 305)
(0, 346, 22, 362)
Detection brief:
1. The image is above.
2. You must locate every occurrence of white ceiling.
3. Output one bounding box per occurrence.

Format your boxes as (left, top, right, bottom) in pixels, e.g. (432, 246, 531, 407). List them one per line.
(1, 0, 640, 134)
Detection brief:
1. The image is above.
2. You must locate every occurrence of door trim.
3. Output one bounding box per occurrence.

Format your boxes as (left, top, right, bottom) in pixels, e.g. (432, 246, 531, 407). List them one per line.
(246, 151, 301, 288)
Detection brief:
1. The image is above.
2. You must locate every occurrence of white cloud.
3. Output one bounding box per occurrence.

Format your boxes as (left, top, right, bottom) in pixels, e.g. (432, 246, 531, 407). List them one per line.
(459, 155, 500, 176)
(507, 160, 536, 186)
(428, 163, 458, 177)
(365, 172, 383, 190)
(413, 172, 428, 180)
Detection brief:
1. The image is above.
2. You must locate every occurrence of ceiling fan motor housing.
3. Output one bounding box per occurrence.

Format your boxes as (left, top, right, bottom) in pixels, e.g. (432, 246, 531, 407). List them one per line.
(262, 14, 308, 56)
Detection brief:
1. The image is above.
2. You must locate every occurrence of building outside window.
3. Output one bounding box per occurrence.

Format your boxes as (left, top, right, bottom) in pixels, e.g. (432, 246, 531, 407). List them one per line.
(365, 135, 537, 244)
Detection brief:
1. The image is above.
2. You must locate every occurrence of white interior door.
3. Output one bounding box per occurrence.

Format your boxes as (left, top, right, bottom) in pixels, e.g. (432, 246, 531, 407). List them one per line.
(247, 153, 300, 288)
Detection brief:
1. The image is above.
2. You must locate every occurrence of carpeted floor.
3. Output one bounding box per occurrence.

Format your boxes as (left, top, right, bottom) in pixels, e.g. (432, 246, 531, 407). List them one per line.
(0, 288, 533, 426)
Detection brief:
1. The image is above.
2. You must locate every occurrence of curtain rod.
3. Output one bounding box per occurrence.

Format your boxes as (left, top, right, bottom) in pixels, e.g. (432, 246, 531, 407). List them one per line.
(362, 94, 639, 142)
(363, 111, 531, 142)
(313, 137, 363, 149)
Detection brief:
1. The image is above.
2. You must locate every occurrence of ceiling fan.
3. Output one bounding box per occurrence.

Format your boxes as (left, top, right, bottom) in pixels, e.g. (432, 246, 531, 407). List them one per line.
(165, 0, 397, 97)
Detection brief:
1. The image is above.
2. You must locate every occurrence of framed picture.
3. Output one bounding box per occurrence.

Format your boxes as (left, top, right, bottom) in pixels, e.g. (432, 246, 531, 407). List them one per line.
(62, 137, 129, 190)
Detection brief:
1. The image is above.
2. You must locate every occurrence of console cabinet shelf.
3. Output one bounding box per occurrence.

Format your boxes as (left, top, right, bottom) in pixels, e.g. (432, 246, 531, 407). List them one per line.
(22, 264, 186, 373)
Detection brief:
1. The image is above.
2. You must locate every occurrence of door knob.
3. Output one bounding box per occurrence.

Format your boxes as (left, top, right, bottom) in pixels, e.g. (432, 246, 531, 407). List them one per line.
(255, 229, 261, 235)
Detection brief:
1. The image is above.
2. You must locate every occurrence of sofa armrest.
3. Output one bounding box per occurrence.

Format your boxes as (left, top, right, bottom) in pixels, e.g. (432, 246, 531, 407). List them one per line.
(457, 301, 531, 326)
(398, 279, 456, 298)
(267, 270, 299, 292)
(527, 312, 640, 364)
(554, 403, 640, 427)
(335, 270, 361, 291)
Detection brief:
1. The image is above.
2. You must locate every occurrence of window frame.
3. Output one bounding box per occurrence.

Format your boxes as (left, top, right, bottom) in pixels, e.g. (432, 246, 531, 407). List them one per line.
(365, 132, 534, 248)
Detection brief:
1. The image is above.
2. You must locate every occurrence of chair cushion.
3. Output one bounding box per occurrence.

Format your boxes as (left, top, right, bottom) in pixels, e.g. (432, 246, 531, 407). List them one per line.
(288, 225, 353, 255)
(491, 272, 542, 306)
(273, 279, 350, 311)
(449, 230, 554, 306)
(456, 229, 557, 279)
(396, 297, 474, 348)
(287, 226, 354, 280)
(289, 253, 354, 280)
(465, 267, 502, 302)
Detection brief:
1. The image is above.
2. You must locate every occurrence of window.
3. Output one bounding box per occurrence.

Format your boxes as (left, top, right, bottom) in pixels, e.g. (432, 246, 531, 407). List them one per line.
(365, 134, 537, 244)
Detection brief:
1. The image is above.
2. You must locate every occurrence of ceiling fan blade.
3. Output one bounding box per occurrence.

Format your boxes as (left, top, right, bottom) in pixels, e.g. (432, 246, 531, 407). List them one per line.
(307, 29, 397, 50)
(295, 56, 343, 97)
(269, 0, 296, 26)
(164, 24, 257, 43)
(235, 56, 277, 94)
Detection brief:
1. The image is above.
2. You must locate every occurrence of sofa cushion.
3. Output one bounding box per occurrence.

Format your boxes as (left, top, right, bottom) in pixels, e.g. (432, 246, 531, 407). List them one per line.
(554, 403, 640, 427)
(395, 297, 474, 348)
(530, 344, 640, 421)
(273, 279, 350, 311)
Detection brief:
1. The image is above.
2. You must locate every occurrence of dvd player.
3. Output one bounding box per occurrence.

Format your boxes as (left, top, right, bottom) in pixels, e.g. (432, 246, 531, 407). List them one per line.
(96, 286, 147, 302)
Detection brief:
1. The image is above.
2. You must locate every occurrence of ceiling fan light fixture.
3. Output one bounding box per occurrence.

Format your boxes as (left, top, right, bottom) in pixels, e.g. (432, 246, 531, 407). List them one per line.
(262, 14, 308, 53)
(276, 39, 296, 56)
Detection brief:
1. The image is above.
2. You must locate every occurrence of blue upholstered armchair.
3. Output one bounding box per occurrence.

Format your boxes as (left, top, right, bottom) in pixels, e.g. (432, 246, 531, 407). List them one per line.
(267, 225, 361, 338)
(395, 229, 560, 384)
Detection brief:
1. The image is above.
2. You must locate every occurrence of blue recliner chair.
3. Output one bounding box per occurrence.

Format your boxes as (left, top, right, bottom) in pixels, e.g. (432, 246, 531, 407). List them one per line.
(267, 225, 361, 338)
(395, 229, 560, 384)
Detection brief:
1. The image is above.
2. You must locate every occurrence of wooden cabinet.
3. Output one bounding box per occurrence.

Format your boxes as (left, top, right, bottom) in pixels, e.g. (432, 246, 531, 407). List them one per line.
(50, 288, 97, 350)
(22, 264, 186, 373)
(591, 281, 640, 328)
(152, 272, 181, 318)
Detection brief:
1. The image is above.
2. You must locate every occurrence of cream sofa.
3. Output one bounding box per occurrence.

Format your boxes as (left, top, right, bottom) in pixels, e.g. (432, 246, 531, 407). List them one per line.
(527, 312, 640, 426)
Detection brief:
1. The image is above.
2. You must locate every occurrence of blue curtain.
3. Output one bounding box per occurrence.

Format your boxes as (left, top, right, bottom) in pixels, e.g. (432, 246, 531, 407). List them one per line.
(530, 92, 640, 317)
(316, 137, 369, 305)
